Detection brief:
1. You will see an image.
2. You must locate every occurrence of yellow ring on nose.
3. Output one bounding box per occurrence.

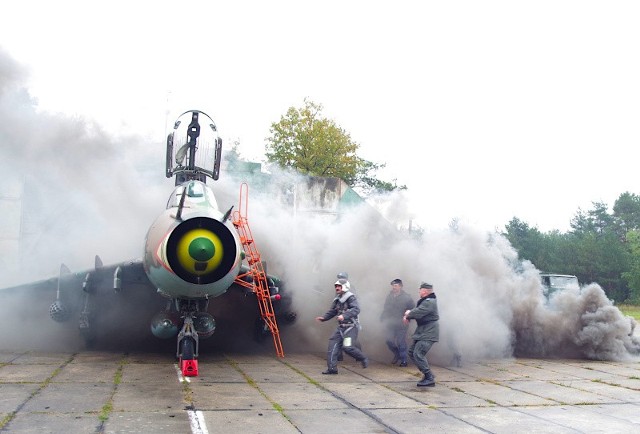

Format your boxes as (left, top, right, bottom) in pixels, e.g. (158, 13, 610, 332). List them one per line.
(176, 228, 224, 275)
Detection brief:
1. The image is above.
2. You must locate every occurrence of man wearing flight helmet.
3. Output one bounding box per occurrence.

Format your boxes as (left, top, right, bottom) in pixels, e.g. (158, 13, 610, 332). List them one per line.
(315, 279, 369, 374)
(336, 272, 351, 289)
(335, 272, 362, 360)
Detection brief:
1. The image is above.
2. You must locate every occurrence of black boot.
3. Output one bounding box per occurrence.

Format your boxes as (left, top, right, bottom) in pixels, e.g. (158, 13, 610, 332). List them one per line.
(417, 372, 435, 387)
(322, 369, 338, 375)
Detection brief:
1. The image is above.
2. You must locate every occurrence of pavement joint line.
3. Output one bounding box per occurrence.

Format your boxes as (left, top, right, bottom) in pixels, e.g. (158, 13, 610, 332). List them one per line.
(277, 357, 402, 434)
(0, 352, 77, 431)
(435, 407, 495, 433)
(433, 377, 598, 434)
(424, 381, 543, 410)
(551, 377, 632, 397)
(503, 403, 598, 432)
(95, 353, 129, 434)
(480, 379, 564, 406)
(227, 355, 301, 433)
(0, 350, 29, 365)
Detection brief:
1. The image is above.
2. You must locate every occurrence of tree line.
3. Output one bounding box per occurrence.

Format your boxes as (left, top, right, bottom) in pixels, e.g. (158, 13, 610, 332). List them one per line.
(502, 192, 640, 303)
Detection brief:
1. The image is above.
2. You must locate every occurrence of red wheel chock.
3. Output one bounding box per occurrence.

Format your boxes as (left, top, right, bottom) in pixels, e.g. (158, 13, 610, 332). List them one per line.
(181, 359, 198, 377)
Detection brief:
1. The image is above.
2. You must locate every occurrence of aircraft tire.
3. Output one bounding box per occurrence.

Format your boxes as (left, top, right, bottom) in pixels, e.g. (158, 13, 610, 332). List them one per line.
(180, 337, 195, 360)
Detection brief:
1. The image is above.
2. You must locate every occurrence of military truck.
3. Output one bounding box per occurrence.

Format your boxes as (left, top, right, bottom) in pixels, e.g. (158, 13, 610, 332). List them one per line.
(540, 273, 579, 297)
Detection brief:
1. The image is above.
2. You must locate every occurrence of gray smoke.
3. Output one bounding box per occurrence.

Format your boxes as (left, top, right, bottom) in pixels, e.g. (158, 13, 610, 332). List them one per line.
(215, 166, 640, 363)
(0, 49, 168, 286)
(0, 49, 169, 350)
(1, 47, 638, 362)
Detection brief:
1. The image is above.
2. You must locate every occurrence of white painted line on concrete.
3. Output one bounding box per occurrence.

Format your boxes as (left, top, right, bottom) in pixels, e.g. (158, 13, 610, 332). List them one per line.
(188, 410, 209, 434)
(175, 363, 208, 434)
(174, 363, 191, 383)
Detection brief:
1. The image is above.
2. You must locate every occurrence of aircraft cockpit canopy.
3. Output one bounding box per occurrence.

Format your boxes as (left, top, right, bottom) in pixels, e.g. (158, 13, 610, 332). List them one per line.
(166, 110, 222, 185)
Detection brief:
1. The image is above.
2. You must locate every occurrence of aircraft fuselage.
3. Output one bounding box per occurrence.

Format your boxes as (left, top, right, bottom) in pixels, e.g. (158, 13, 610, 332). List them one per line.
(143, 180, 242, 299)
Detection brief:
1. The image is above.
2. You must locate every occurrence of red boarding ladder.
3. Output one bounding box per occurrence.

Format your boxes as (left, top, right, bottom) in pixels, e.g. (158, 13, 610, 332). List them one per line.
(232, 182, 284, 358)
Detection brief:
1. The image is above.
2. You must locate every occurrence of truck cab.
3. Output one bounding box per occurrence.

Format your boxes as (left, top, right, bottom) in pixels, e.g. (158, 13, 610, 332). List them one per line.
(540, 273, 579, 297)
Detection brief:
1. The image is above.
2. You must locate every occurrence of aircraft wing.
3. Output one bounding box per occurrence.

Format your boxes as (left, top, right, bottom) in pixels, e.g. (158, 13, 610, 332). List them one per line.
(0, 257, 152, 302)
(0, 256, 164, 350)
(0, 255, 295, 352)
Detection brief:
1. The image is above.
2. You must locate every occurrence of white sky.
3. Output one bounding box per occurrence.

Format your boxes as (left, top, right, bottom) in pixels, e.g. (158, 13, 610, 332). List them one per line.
(2, 0, 639, 232)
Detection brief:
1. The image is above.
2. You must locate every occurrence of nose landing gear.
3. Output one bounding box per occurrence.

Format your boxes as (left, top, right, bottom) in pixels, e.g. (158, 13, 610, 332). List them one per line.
(177, 315, 199, 377)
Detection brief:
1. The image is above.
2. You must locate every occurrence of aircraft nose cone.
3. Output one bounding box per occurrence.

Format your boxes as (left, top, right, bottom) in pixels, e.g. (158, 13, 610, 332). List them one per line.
(189, 237, 215, 261)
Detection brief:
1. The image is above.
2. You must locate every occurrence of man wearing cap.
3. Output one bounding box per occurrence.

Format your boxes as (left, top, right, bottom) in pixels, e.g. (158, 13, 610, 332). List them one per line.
(315, 280, 369, 374)
(380, 278, 415, 366)
(403, 282, 439, 387)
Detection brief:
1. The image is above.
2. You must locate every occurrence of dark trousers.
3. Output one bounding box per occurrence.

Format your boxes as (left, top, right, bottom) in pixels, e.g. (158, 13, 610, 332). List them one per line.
(385, 326, 409, 362)
(409, 339, 435, 376)
(327, 326, 366, 370)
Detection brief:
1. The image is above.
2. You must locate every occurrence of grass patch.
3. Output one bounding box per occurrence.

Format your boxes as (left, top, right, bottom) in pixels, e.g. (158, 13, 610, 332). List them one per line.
(281, 361, 320, 386)
(229, 358, 291, 421)
(97, 356, 127, 424)
(0, 414, 15, 428)
(98, 402, 113, 422)
(182, 380, 193, 405)
(113, 366, 124, 385)
(618, 304, 640, 321)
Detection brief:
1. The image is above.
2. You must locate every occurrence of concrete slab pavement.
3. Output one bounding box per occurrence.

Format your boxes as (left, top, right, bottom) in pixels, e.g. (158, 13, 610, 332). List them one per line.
(0, 350, 639, 433)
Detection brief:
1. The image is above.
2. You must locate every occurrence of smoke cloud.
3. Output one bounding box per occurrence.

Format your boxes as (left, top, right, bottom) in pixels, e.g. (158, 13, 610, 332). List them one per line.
(236, 180, 640, 363)
(1, 48, 638, 363)
(0, 49, 170, 350)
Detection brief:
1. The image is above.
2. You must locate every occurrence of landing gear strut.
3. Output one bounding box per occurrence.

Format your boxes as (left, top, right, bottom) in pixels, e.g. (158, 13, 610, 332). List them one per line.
(177, 311, 200, 377)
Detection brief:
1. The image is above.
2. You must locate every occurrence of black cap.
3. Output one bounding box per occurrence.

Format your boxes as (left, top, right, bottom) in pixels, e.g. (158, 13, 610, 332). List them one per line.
(390, 278, 403, 285)
(420, 282, 433, 289)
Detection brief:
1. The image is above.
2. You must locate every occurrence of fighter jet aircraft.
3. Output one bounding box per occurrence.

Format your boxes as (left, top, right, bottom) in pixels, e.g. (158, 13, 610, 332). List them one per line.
(1, 110, 296, 376)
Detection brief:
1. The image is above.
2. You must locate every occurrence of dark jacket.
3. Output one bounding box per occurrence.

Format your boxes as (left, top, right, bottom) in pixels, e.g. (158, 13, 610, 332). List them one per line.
(319, 291, 360, 326)
(380, 290, 415, 329)
(406, 293, 439, 342)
